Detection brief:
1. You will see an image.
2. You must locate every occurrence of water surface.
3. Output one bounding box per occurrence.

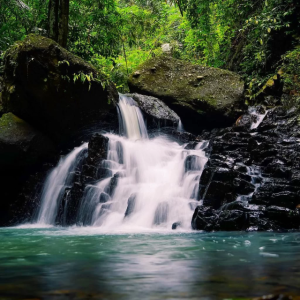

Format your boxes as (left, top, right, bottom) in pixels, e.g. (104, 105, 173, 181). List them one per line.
(1, 228, 300, 299)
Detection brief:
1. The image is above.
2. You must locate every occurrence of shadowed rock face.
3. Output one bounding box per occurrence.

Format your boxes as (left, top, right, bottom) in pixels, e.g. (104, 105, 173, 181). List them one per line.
(2, 34, 118, 142)
(0, 113, 56, 170)
(192, 105, 300, 231)
(0, 113, 58, 227)
(128, 55, 245, 133)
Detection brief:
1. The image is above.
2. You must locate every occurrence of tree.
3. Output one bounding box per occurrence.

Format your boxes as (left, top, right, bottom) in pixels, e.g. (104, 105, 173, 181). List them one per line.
(48, 0, 69, 48)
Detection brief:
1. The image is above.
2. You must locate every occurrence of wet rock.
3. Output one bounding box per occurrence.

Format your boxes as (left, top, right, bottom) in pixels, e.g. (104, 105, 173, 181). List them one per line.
(192, 104, 300, 231)
(99, 192, 110, 203)
(124, 194, 136, 217)
(172, 222, 181, 230)
(87, 133, 109, 165)
(233, 114, 254, 131)
(191, 206, 218, 231)
(128, 55, 245, 133)
(106, 173, 121, 196)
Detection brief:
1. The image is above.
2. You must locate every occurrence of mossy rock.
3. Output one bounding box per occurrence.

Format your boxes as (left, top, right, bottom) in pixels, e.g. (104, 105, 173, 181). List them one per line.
(0, 113, 56, 169)
(0, 92, 3, 117)
(128, 55, 245, 133)
(2, 34, 118, 141)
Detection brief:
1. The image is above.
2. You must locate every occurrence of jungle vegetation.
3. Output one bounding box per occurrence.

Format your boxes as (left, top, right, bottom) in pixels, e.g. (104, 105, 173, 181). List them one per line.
(0, 0, 299, 100)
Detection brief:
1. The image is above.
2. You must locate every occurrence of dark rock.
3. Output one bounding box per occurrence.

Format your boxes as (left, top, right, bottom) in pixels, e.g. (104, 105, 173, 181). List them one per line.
(233, 114, 254, 131)
(128, 55, 245, 133)
(2, 34, 118, 142)
(191, 206, 219, 231)
(193, 104, 300, 231)
(124, 194, 136, 217)
(172, 222, 181, 230)
(0, 113, 56, 170)
(106, 173, 121, 196)
(87, 133, 109, 165)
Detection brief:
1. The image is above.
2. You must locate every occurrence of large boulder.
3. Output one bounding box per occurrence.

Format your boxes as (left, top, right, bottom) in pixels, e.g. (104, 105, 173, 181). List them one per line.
(0, 113, 56, 170)
(2, 34, 118, 142)
(127, 93, 180, 128)
(128, 55, 245, 133)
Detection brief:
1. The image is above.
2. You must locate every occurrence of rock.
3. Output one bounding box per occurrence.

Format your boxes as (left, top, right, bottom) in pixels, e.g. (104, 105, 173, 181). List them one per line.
(128, 55, 245, 133)
(191, 206, 219, 231)
(161, 43, 172, 53)
(0, 113, 56, 169)
(106, 172, 121, 196)
(192, 104, 300, 231)
(124, 194, 136, 217)
(0, 76, 3, 117)
(127, 93, 180, 128)
(2, 34, 118, 142)
(87, 133, 109, 165)
(172, 222, 181, 230)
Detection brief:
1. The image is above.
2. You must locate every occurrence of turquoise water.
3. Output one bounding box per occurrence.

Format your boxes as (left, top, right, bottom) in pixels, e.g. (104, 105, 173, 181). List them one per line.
(1, 228, 300, 300)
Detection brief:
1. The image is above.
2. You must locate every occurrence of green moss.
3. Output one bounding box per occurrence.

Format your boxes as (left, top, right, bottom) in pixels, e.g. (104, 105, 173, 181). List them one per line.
(128, 54, 244, 111)
(0, 113, 24, 132)
(4, 34, 107, 83)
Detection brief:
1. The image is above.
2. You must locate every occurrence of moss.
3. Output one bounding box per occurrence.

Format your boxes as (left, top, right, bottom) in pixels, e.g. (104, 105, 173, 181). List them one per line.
(128, 54, 245, 132)
(129, 54, 244, 111)
(0, 113, 28, 136)
(4, 34, 107, 83)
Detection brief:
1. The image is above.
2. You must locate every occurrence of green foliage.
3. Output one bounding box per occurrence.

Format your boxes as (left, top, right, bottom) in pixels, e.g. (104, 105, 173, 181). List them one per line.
(0, 0, 299, 98)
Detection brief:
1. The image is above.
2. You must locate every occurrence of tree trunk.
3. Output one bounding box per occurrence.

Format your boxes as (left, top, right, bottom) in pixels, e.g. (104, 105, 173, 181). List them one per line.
(48, 0, 59, 42)
(58, 0, 69, 48)
(48, 0, 69, 48)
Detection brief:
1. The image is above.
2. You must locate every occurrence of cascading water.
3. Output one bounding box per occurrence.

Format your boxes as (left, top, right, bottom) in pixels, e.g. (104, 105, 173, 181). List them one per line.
(36, 143, 88, 225)
(36, 94, 208, 230)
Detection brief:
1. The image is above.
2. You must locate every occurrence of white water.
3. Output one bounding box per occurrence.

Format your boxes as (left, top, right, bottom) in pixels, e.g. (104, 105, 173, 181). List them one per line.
(118, 94, 148, 140)
(249, 107, 269, 130)
(36, 143, 88, 225)
(78, 134, 208, 230)
(36, 94, 208, 230)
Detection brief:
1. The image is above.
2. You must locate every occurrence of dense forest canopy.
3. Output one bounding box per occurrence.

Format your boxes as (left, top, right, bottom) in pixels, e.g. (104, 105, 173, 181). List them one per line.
(0, 0, 299, 98)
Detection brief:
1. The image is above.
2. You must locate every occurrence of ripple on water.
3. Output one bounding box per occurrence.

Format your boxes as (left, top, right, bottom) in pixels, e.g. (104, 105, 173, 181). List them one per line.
(0, 229, 299, 299)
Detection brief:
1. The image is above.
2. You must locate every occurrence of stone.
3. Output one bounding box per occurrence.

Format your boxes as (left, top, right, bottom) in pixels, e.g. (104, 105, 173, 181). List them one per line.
(192, 104, 300, 231)
(127, 93, 180, 128)
(2, 34, 118, 142)
(172, 222, 181, 230)
(0, 113, 56, 170)
(128, 55, 245, 133)
(124, 194, 136, 218)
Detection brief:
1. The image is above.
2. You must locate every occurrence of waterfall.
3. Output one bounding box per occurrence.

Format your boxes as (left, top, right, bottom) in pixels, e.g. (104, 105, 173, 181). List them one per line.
(118, 94, 148, 140)
(36, 143, 88, 225)
(35, 94, 208, 230)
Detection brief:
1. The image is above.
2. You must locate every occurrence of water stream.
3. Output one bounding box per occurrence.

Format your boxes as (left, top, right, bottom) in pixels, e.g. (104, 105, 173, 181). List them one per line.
(36, 94, 208, 230)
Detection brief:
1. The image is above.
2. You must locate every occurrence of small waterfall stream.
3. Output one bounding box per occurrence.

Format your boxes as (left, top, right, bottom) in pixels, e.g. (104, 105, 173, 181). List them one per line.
(36, 94, 208, 230)
(36, 143, 88, 225)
